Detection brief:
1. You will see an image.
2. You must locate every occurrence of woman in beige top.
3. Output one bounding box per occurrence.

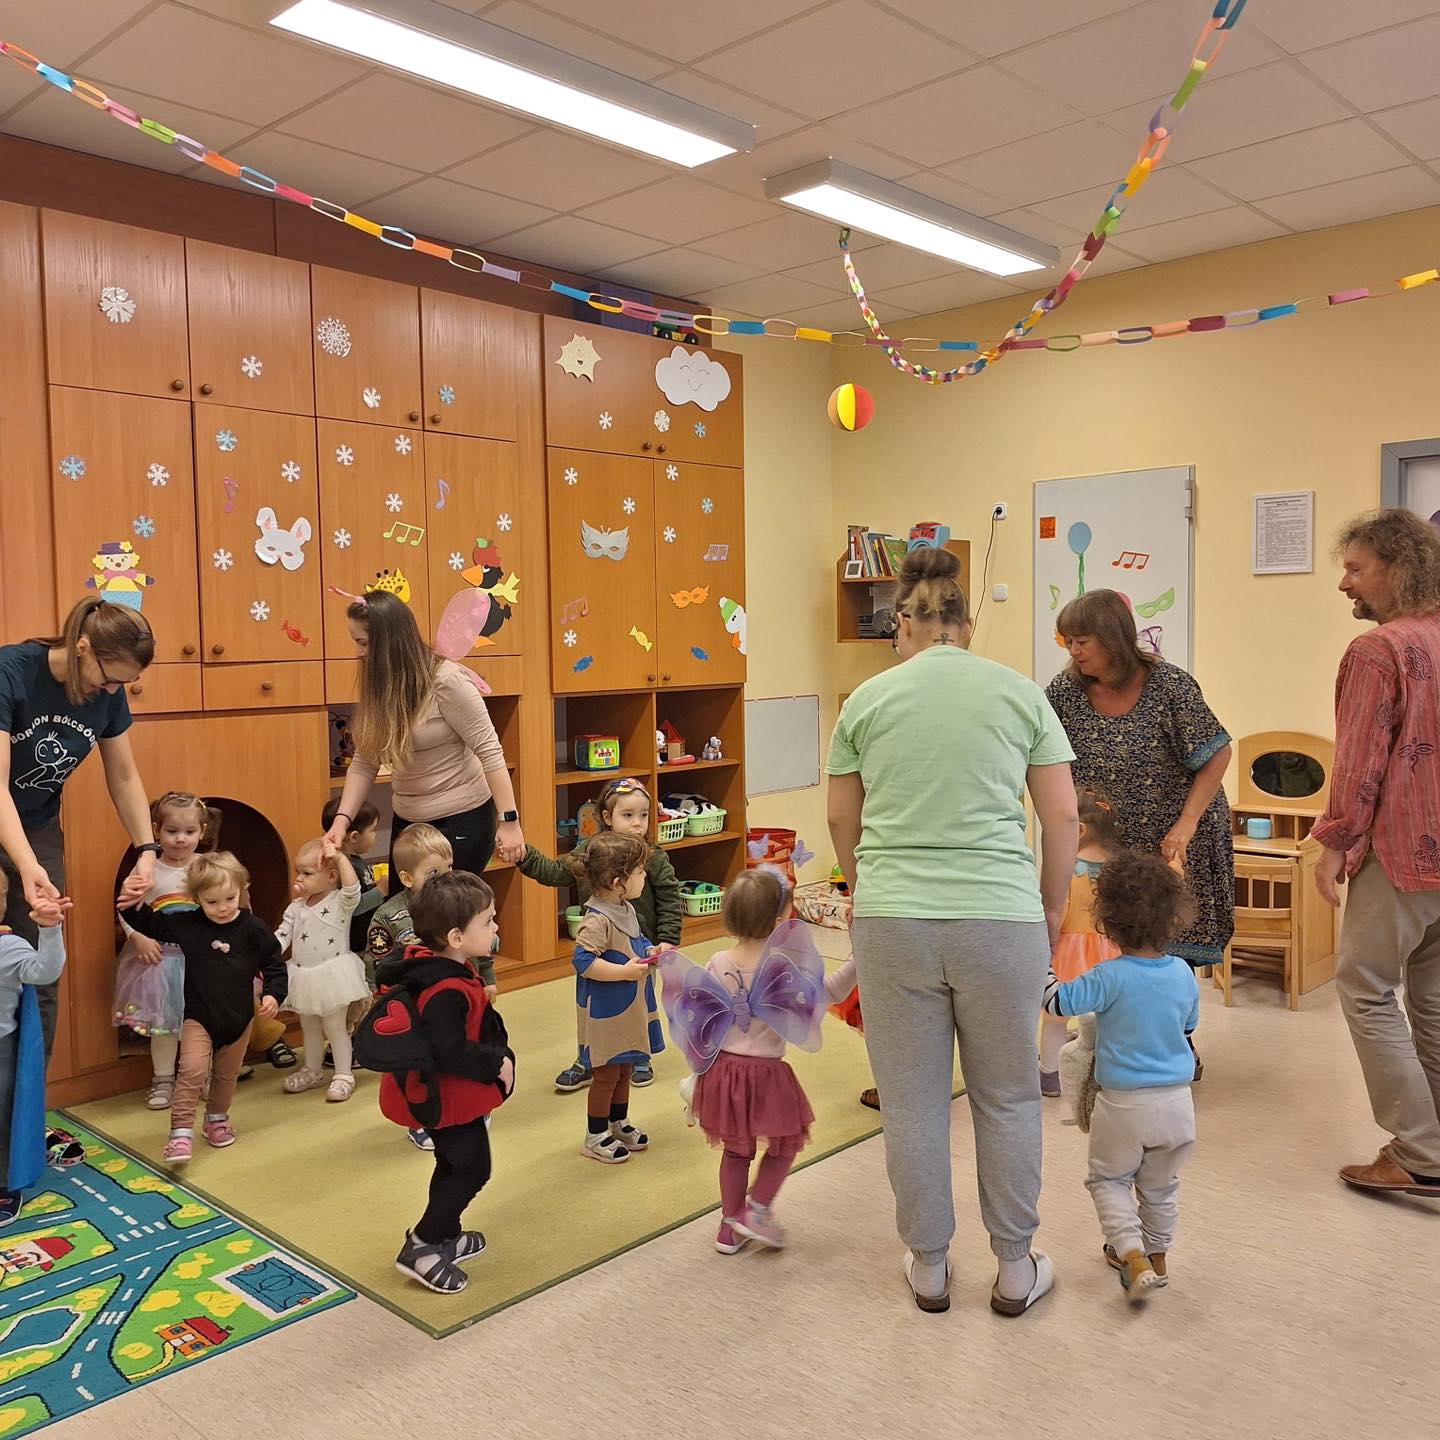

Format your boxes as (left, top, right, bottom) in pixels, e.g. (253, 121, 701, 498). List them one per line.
(324, 592, 525, 877)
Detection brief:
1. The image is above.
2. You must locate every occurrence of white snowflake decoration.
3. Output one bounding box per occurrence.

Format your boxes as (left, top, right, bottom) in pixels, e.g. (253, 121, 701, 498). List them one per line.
(654, 409, 671, 433)
(394, 434, 412, 456)
(241, 355, 263, 379)
(216, 429, 238, 453)
(694, 421, 707, 438)
(622, 496, 636, 515)
(562, 629, 578, 648)
(666, 464, 679, 481)
(439, 385, 456, 405)
(333, 529, 352, 549)
(59, 455, 86, 481)
(132, 515, 156, 539)
(701, 497, 714, 514)
(281, 460, 301, 484)
(335, 445, 355, 467)
(663, 526, 677, 544)
(385, 493, 402, 513)
(448, 552, 465, 571)
(598, 411, 614, 430)
(564, 467, 579, 486)
(497, 513, 513, 532)
(212, 548, 234, 571)
(147, 462, 169, 487)
(98, 286, 136, 324)
(316, 316, 352, 358)
(249, 601, 271, 622)
(362, 386, 382, 410)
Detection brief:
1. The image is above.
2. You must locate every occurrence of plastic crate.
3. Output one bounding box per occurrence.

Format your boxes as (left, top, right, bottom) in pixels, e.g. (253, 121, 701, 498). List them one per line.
(681, 883, 725, 917)
(656, 814, 688, 845)
(685, 807, 727, 837)
(565, 905, 584, 941)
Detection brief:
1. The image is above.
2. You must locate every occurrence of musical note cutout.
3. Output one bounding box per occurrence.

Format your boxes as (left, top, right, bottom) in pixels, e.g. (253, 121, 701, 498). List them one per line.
(1111, 550, 1150, 570)
(702, 543, 729, 562)
(1049, 584, 1060, 611)
(222, 477, 239, 514)
(383, 521, 425, 546)
(559, 596, 589, 624)
(435, 478, 450, 510)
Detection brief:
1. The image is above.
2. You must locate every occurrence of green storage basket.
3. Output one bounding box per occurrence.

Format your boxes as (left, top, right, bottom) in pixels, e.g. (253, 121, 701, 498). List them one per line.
(681, 882, 725, 916)
(657, 814, 688, 844)
(565, 905, 584, 941)
(685, 806, 727, 837)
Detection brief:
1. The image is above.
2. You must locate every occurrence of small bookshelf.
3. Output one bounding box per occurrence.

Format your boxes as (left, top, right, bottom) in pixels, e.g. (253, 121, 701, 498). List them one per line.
(836, 539, 970, 643)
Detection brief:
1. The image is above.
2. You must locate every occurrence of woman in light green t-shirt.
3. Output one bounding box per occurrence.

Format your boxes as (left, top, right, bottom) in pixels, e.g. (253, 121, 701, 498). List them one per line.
(826, 545, 1078, 1317)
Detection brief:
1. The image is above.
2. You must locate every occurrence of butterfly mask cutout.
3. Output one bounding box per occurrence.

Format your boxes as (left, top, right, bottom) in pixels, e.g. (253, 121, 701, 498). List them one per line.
(580, 520, 629, 561)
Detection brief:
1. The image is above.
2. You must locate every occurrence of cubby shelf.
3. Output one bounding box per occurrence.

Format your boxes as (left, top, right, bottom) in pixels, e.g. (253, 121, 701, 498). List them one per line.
(661, 829, 742, 851)
(555, 765, 651, 785)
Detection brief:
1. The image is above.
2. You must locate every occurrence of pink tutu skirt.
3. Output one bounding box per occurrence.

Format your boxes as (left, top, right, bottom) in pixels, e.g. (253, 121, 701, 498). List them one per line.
(692, 1050, 815, 1159)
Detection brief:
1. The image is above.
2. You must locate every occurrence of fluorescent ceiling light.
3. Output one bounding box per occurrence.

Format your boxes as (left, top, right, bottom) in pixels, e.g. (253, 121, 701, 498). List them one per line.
(271, 0, 754, 167)
(766, 160, 1058, 277)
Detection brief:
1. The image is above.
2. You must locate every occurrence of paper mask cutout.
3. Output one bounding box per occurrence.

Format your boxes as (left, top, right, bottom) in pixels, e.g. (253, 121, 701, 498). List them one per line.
(367, 568, 411, 603)
(254, 507, 312, 570)
(718, 596, 747, 656)
(581, 521, 629, 562)
(556, 333, 601, 381)
(87, 541, 154, 610)
(1135, 587, 1175, 619)
(670, 586, 710, 609)
(654, 346, 731, 412)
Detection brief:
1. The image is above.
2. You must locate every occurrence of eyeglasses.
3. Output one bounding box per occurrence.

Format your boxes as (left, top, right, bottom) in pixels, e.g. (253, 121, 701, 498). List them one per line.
(93, 652, 120, 688)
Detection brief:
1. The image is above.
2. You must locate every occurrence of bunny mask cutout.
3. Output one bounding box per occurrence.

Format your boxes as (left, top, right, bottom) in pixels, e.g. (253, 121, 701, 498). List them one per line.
(254, 507, 313, 570)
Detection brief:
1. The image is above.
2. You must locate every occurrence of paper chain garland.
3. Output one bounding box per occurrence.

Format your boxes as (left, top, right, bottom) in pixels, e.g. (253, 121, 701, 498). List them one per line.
(2, 1, 1436, 382)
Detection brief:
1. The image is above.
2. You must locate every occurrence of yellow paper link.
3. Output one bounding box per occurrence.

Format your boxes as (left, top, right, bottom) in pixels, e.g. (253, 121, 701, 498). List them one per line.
(344, 213, 384, 238)
(794, 326, 832, 342)
(1399, 269, 1439, 290)
(1152, 320, 1190, 338)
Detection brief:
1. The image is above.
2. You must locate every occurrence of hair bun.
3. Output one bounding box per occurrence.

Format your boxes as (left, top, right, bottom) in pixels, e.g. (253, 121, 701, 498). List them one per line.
(900, 544, 959, 583)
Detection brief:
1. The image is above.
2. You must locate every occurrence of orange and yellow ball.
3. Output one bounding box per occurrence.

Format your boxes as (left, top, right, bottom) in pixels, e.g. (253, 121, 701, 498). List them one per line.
(827, 382, 874, 432)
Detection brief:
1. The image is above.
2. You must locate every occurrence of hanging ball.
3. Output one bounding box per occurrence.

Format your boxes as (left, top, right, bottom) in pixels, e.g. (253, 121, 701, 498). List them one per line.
(827, 382, 874, 431)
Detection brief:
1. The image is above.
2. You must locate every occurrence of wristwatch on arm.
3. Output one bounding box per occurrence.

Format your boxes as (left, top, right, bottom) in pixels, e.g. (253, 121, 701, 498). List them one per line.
(500, 810, 519, 824)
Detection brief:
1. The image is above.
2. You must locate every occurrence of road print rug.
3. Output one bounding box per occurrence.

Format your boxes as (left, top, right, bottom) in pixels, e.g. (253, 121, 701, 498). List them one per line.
(0, 1114, 352, 1436)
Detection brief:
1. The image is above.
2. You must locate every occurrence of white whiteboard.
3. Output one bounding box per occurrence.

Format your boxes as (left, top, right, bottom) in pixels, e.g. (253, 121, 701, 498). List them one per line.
(1033, 467, 1194, 686)
(745, 695, 821, 797)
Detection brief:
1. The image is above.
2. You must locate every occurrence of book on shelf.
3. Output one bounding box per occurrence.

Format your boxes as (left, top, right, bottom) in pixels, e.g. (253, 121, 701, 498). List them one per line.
(845, 525, 906, 579)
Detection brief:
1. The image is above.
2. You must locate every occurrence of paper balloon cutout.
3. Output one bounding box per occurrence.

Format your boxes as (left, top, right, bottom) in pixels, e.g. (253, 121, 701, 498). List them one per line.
(827, 383, 874, 432)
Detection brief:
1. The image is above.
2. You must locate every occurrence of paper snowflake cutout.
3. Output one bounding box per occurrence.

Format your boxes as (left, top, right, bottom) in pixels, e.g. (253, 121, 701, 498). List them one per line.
(622, 496, 637, 515)
(216, 429, 238, 453)
(394, 434, 412, 456)
(250, 601, 271, 622)
(212, 548, 234, 571)
(241, 355, 263, 379)
(59, 455, 86, 481)
(563, 630, 578, 648)
(385, 493, 402, 513)
(335, 445, 355, 467)
(666, 464, 679, 481)
(147, 462, 169, 487)
(564, 467, 579, 486)
(556, 333, 601, 381)
(439, 384, 456, 405)
(333, 529, 352, 549)
(701, 497, 714, 514)
(497, 513, 513, 532)
(598, 411, 614, 430)
(448, 552, 465, 571)
(316, 316, 352, 358)
(654, 409, 671, 433)
(99, 286, 136, 324)
(281, 460, 302, 483)
(362, 386, 382, 410)
(132, 515, 156, 539)
(694, 421, 707, 438)
(663, 526, 676, 544)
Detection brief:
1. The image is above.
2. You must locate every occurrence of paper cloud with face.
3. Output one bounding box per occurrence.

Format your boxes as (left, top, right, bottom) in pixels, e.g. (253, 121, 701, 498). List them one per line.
(654, 346, 732, 413)
(581, 520, 629, 562)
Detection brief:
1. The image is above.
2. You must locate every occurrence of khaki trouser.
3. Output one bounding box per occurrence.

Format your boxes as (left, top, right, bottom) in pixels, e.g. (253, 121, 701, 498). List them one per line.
(1086, 1085, 1195, 1257)
(1335, 855, 1440, 1177)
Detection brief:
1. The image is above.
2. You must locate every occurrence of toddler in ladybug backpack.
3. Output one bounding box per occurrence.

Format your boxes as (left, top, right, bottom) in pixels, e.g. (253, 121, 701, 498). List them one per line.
(356, 870, 514, 1295)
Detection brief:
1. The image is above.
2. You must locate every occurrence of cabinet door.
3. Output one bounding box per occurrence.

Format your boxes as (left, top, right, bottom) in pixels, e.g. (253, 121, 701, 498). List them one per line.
(48, 387, 199, 663)
(312, 266, 422, 428)
(654, 461, 746, 687)
(547, 448, 656, 693)
(421, 290, 517, 440)
(316, 420, 428, 656)
(195, 408, 322, 663)
(645, 340, 744, 468)
(187, 241, 314, 416)
(424, 434, 523, 659)
(41, 211, 190, 399)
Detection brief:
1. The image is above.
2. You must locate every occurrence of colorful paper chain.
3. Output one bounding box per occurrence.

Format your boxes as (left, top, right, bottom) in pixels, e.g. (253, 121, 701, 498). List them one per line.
(2, 7, 1436, 378)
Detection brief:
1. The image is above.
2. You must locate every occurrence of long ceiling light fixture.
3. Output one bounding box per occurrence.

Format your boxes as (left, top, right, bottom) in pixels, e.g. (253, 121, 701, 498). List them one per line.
(270, 0, 755, 167)
(766, 159, 1058, 277)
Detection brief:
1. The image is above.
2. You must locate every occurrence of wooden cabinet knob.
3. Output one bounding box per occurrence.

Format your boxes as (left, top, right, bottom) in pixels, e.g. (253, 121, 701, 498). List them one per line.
(170, 379, 185, 392)
(409, 411, 421, 422)
(641, 441, 652, 451)
(656, 444, 667, 454)
(211, 644, 225, 656)
(261, 681, 274, 692)
(647, 673, 656, 683)
(182, 644, 196, 656)
(200, 383, 214, 396)
(129, 683, 144, 696)
(430, 413, 442, 424)
(662, 673, 672, 682)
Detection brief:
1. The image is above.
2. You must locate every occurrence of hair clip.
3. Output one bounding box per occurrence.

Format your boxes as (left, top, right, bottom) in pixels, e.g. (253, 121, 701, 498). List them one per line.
(327, 585, 367, 606)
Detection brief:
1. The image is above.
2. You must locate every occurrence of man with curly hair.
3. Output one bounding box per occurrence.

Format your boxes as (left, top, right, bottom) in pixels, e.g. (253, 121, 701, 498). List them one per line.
(1315, 508, 1440, 1198)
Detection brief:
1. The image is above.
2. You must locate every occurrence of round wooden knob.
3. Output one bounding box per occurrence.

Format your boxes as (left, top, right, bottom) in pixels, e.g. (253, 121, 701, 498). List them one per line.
(211, 644, 225, 656)
(200, 383, 214, 396)
(409, 411, 421, 422)
(656, 444, 667, 454)
(129, 683, 144, 696)
(170, 379, 185, 392)
(647, 673, 656, 683)
(430, 413, 441, 424)
(182, 644, 196, 656)
(261, 681, 274, 692)
(641, 441, 652, 451)
(662, 673, 672, 682)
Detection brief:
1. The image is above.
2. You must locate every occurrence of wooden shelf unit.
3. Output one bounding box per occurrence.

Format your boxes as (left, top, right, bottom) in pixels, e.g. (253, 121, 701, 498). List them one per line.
(836, 539, 971, 642)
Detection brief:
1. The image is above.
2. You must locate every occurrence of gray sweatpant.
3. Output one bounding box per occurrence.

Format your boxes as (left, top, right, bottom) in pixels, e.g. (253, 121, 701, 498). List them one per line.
(852, 917, 1050, 1264)
(1086, 1084, 1195, 1257)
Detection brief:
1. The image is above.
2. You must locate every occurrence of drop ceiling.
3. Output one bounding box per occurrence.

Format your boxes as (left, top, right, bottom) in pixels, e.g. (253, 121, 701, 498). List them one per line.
(4, 0, 1440, 328)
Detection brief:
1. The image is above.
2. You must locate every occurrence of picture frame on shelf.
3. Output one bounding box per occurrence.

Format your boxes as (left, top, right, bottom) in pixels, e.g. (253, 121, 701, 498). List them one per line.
(843, 558, 864, 580)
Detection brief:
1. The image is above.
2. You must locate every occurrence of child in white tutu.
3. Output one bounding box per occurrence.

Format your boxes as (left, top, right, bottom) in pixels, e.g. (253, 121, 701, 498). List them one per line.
(278, 838, 370, 1102)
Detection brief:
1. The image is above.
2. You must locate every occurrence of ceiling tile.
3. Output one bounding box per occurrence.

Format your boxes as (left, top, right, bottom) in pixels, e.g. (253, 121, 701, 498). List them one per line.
(278, 72, 534, 174)
(1253, 165, 1440, 231)
(597, 247, 769, 297)
(1027, 165, 1233, 236)
(700, 271, 842, 319)
(998, 0, 1280, 115)
(872, 271, 1024, 318)
(985, 206, 1087, 249)
(0, 0, 156, 69)
(1247, 0, 1440, 54)
(650, 68, 810, 144)
(480, 2, 673, 79)
(881, 0, 1148, 59)
(1077, 242, 1148, 278)
(1372, 95, 1440, 160)
(577, 176, 775, 245)
(938, 120, 1136, 208)
(444, 130, 669, 209)
(692, 210, 883, 271)
(694, 0, 977, 123)
(696, 123, 918, 200)
(484, 213, 663, 271)
(1187, 118, 1411, 201)
(830, 65, 1080, 170)
(1299, 16, 1440, 111)
(364, 177, 555, 246)
(773, 296, 915, 332)
(213, 130, 423, 206)
(785, 241, 959, 293)
(1119, 205, 1287, 262)
(80, 3, 367, 128)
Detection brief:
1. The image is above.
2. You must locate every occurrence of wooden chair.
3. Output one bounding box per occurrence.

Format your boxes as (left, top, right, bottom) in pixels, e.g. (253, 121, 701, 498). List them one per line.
(1216, 853, 1300, 1009)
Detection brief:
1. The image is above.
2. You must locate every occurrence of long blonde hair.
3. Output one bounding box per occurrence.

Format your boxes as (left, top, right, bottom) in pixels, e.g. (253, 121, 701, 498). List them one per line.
(31, 596, 155, 705)
(348, 591, 440, 767)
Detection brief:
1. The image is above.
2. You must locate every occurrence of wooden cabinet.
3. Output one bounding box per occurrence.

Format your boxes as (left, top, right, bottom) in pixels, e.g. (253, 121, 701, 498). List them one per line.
(542, 316, 743, 468)
(547, 448, 657, 693)
(421, 289, 518, 441)
(316, 419, 428, 656)
(42, 211, 191, 400)
(48, 387, 199, 663)
(203, 660, 325, 710)
(311, 266, 421, 428)
(423, 434, 523, 659)
(187, 241, 314, 416)
(654, 460, 746, 688)
(195, 407, 322, 663)
(124, 665, 203, 716)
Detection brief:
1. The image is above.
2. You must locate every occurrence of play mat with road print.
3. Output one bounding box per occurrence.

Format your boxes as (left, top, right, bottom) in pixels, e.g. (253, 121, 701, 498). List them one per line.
(0, 1115, 351, 1435)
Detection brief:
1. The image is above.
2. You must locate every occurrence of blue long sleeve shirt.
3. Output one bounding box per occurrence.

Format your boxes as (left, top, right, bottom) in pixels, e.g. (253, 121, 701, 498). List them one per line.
(0, 926, 66, 1041)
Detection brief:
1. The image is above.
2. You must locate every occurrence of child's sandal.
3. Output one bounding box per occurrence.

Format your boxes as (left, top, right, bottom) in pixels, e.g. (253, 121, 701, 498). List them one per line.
(395, 1233, 468, 1293)
(610, 1119, 649, 1151)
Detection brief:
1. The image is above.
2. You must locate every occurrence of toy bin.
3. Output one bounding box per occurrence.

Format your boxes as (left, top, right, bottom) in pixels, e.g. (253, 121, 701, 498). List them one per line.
(565, 905, 585, 941)
(657, 813, 688, 845)
(685, 806, 727, 836)
(681, 881, 725, 916)
(573, 734, 621, 771)
(746, 827, 797, 884)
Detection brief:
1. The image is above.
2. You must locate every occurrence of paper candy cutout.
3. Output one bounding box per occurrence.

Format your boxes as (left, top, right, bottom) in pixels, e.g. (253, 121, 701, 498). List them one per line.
(281, 620, 311, 646)
(655, 346, 731, 412)
(254, 507, 312, 570)
(556, 333, 601, 381)
(580, 521, 628, 561)
(630, 626, 653, 652)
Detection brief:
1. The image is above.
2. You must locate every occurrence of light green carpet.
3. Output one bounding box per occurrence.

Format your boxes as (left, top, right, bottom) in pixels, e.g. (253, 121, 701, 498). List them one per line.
(71, 942, 957, 1337)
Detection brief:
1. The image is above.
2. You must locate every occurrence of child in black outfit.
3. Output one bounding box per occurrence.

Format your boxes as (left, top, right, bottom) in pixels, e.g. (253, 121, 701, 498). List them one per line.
(120, 851, 286, 1166)
(321, 795, 384, 954)
(367, 871, 514, 1295)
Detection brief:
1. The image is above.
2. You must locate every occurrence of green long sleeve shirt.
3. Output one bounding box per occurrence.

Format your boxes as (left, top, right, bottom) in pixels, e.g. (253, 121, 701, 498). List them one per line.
(519, 839, 682, 945)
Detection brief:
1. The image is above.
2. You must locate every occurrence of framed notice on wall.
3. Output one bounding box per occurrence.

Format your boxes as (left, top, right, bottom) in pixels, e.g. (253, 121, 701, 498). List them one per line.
(1252, 490, 1314, 575)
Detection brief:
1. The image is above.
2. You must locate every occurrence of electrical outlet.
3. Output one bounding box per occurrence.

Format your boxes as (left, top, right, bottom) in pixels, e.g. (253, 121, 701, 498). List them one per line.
(993, 502, 1008, 521)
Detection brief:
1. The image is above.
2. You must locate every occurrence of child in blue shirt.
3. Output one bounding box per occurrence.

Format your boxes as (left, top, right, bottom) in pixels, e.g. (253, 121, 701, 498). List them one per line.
(1043, 849, 1199, 1302)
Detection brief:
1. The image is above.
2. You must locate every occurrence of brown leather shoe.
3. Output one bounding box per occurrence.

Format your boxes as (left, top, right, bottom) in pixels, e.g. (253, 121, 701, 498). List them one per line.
(1340, 1151, 1440, 1197)
(859, 1088, 880, 1110)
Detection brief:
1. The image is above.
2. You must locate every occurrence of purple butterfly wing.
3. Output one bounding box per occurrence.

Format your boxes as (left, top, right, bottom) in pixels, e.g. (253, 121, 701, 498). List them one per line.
(748, 919, 827, 1053)
(658, 951, 737, 1074)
